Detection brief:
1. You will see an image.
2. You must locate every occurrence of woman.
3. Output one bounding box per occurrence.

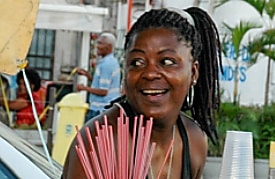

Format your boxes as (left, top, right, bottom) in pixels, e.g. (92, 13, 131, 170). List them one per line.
(0, 68, 45, 127)
(63, 7, 221, 179)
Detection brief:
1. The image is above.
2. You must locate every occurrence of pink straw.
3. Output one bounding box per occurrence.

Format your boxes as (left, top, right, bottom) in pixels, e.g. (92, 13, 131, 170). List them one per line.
(129, 116, 138, 179)
(134, 116, 145, 179)
(75, 127, 94, 177)
(156, 139, 174, 179)
(117, 116, 122, 179)
(75, 146, 93, 179)
(85, 127, 103, 179)
(142, 142, 156, 179)
(108, 125, 117, 179)
(75, 129, 94, 179)
(74, 108, 174, 179)
(139, 118, 153, 178)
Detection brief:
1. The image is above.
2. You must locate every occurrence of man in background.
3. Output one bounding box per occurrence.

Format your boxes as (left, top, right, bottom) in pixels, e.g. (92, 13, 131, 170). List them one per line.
(76, 32, 121, 122)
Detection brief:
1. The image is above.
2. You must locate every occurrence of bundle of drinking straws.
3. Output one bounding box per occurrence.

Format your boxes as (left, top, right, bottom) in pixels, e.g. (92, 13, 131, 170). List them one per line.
(75, 111, 173, 179)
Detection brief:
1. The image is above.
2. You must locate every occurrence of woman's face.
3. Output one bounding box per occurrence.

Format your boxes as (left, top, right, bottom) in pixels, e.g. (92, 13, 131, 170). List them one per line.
(124, 28, 198, 122)
(18, 79, 27, 96)
(18, 78, 35, 97)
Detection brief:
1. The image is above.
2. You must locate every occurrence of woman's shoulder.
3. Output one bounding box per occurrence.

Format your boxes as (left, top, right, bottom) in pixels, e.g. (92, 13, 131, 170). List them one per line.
(84, 106, 120, 132)
(180, 112, 203, 133)
(179, 111, 207, 146)
(180, 112, 208, 176)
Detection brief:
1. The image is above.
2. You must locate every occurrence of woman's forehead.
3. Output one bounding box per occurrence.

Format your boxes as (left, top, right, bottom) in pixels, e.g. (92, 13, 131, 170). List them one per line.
(127, 28, 190, 52)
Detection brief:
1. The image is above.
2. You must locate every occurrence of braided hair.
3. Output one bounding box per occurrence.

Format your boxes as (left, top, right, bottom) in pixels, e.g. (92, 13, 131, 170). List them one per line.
(124, 7, 222, 143)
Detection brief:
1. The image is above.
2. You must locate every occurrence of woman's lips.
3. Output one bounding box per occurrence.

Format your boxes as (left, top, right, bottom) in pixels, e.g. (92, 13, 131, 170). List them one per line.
(141, 89, 167, 95)
(139, 89, 168, 102)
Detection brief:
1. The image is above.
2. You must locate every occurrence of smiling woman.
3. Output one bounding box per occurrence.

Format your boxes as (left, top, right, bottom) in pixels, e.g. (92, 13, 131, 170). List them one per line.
(63, 7, 222, 179)
(124, 28, 196, 123)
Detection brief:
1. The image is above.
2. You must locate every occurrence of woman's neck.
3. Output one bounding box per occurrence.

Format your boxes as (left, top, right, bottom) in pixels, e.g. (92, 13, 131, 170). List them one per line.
(150, 124, 178, 147)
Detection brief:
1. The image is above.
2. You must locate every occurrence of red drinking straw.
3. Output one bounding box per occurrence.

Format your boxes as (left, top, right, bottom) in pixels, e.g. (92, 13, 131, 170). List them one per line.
(156, 139, 174, 179)
(108, 125, 117, 179)
(85, 127, 103, 179)
(75, 109, 173, 179)
(75, 128, 95, 179)
(117, 116, 122, 179)
(134, 116, 145, 178)
(142, 142, 156, 179)
(139, 118, 153, 178)
(75, 145, 94, 179)
(129, 116, 138, 179)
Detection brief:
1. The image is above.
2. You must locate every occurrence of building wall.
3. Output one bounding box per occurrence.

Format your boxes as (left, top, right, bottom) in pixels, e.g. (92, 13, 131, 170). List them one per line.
(54, 30, 81, 81)
(212, 1, 275, 105)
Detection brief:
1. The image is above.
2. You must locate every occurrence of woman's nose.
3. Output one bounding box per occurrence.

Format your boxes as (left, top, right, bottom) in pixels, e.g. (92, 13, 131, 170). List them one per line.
(142, 64, 162, 80)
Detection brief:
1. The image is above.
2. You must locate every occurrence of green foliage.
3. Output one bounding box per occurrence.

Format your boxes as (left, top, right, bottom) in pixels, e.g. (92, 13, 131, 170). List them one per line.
(264, 0, 275, 19)
(214, 0, 230, 8)
(255, 104, 275, 158)
(223, 22, 262, 58)
(244, 0, 266, 15)
(247, 28, 275, 64)
(208, 103, 275, 159)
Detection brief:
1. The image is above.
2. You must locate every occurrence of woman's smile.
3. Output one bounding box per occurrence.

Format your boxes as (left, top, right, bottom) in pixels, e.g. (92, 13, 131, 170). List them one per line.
(139, 88, 169, 103)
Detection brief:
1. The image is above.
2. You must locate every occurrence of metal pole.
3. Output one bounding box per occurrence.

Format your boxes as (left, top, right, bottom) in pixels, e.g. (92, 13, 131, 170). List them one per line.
(46, 87, 56, 155)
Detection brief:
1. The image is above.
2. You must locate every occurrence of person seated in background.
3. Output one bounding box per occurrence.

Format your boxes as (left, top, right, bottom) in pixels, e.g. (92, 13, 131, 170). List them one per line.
(0, 68, 45, 128)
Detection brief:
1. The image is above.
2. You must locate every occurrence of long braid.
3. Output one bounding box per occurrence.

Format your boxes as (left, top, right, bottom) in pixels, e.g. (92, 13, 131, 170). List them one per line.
(186, 7, 222, 143)
(124, 7, 222, 144)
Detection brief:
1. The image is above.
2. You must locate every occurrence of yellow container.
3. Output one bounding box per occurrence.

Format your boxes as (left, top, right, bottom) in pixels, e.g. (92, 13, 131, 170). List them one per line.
(52, 92, 88, 166)
(270, 141, 275, 168)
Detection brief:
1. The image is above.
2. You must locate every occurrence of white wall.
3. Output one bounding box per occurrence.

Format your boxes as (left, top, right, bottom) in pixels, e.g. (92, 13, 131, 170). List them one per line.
(212, 1, 274, 106)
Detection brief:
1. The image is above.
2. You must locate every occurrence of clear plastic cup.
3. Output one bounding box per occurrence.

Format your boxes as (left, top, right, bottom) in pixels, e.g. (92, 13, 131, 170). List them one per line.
(219, 131, 254, 179)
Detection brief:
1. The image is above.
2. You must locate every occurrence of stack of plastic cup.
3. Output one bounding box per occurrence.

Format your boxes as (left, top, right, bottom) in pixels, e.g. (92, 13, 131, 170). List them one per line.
(219, 131, 254, 179)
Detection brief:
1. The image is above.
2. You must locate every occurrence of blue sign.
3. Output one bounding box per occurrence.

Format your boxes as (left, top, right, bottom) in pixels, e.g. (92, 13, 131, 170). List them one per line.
(220, 65, 247, 82)
(224, 41, 251, 62)
(221, 41, 250, 82)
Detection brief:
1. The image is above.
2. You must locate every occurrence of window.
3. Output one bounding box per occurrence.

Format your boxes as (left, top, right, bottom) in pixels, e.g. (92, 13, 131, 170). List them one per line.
(27, 29, 55, 80)
(0, 160, 18, 179)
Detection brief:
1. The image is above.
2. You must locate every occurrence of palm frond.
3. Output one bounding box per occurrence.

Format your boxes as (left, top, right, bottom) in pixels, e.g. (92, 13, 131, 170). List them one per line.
(214, 0, 231, 8)
(247, 28, 275, 64)
(244, 0, 266, 15)
(224, 21, 262, 58)
(264, 0, 275, 20)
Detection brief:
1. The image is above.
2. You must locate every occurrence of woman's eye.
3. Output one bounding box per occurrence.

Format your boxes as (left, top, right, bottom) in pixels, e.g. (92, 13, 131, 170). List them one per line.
(162, 58, 175, 66)
(130, 59, 144, 67)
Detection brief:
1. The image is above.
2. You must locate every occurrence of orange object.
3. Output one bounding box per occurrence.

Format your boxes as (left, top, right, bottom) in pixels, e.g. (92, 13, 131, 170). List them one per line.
(127, 0, 133, 32)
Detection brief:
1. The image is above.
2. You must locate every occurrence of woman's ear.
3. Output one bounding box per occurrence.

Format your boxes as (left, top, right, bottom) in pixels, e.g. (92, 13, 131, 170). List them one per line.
(192, 61, 199, 85)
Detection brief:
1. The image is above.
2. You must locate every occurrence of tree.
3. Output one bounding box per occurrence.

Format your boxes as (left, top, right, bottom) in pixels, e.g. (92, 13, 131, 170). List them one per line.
(244, 0, 275, 105)
(247, 29, 275, 105)
(217, 0, 275, 105)
(222, 21, 261, 105)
